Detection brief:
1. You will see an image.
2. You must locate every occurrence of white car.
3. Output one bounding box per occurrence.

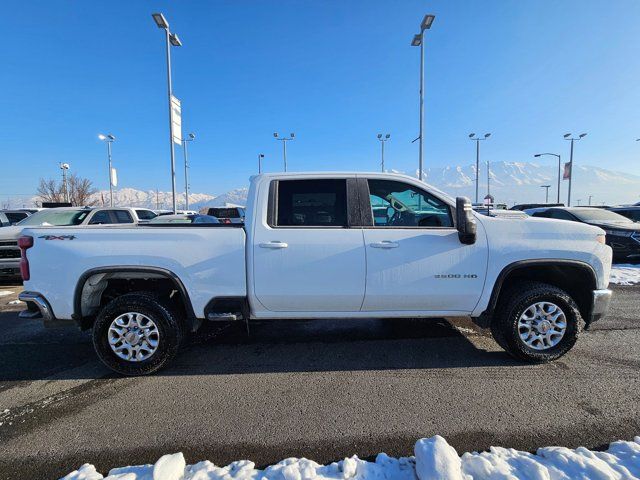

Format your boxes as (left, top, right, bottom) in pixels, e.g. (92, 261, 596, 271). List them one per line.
(18, 173, 612, 375)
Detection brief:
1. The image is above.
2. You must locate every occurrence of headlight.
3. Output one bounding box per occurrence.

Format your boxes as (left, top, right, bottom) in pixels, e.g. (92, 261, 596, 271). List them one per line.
(604, 229, 633, 237)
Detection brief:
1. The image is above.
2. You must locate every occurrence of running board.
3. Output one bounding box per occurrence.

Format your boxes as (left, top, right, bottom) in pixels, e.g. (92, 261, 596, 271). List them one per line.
(206, 312, 238, 322)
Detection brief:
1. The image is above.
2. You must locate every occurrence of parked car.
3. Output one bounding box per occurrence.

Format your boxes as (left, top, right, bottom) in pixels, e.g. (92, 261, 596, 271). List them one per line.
(528, 207, 640, 262)
(0, 210, 30, 225)
(149, 214, 220, 224)
(206, 207, 245, 224)
(0, 207, 141, 277)
(18, 172, 612, 375)
(606, 205, 640, 222)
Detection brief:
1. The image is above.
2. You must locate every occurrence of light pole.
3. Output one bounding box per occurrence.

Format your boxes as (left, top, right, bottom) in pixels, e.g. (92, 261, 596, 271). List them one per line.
(273, 133, 295, 171)
(588, 194, 593, 206)
(152, 13, 182, 213)
(59, 163, 70, 203)
(540, 184, 551, 203)
(182, 133, 195, 210)
(98, 134, 116, 206)
(534, 153, 562, 204)
(469, 133, 491, 203)
(563, 133, 587, 207)
(258, 154, 265, 173)
(411, 14, 435, 181)
(377, 134, 390, 172)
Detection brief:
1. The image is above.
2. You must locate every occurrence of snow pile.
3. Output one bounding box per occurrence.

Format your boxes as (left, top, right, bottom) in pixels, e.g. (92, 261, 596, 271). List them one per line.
(60, 435, 640, 480)
(610, 264, 640, 285)
(0, 290, 13, 297)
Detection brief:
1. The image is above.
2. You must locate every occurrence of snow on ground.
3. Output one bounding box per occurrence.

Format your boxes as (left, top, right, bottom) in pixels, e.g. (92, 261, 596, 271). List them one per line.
(610, 264, 640, 285)
(0, 290, 13, 297)
(61, 435, 640, 480)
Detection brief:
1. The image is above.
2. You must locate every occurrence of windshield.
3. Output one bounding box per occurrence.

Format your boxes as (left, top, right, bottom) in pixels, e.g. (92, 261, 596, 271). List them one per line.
(572, 209, 633, 224)
(17, 209, 90, 226)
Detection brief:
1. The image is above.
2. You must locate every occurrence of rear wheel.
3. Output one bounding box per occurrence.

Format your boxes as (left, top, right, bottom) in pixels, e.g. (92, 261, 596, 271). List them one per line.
(491, 281, 583, 362)
(92, 292, 184, 376)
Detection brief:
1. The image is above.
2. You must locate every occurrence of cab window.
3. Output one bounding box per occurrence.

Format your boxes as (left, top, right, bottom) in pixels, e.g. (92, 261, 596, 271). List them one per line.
(89, 210, 111, 224)
(367, 179, 453, 228)
(275, 179, 347, 227)
(113, 210, 134, 223)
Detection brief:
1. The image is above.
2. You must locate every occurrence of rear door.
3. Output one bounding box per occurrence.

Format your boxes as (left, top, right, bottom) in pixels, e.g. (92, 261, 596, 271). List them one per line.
(252, 178, 366, 312)
(361, 178, 487, 313)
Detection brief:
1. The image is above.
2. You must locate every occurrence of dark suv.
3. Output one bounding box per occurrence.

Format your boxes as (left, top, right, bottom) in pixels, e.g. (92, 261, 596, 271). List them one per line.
(530, 207, 640, 262)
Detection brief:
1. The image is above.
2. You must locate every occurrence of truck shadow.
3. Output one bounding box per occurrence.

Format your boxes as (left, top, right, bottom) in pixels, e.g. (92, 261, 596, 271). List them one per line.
(0, 313, 522, 382)
(168, 317, 522, 375)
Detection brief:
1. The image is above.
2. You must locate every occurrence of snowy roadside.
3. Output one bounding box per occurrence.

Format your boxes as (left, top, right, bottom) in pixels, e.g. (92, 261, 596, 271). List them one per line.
(610, 264, 640, 286)
(62, 435, 640, 480)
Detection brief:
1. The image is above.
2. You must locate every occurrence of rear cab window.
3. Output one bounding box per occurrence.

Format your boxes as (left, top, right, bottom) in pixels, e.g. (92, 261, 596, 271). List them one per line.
(113, 210, 134, 223)
(272, 179, 348, 228)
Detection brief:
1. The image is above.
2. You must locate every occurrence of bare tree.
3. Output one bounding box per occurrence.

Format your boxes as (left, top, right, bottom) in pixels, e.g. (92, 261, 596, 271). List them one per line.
(36, 174, 98, 206)
(36, 178, 64, 203)
(68, 174, 98, 206)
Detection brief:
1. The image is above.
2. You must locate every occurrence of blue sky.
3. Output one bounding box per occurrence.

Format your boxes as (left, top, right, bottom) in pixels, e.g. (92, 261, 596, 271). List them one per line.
(2, 0, 640, 200)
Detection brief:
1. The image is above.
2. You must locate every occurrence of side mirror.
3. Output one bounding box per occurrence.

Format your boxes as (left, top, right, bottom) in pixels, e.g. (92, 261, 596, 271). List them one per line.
(456, 197, 477, 245)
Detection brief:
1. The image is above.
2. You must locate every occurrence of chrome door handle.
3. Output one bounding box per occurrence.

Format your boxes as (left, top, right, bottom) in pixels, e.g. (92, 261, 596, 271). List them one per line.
(370, 241, 399, 249)
(259, 241, 289, 249)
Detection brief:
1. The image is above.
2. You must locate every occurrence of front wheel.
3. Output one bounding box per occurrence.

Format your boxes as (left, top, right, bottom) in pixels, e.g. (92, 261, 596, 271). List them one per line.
(92, 292, 184, 376)
(491, 281, 583, 362)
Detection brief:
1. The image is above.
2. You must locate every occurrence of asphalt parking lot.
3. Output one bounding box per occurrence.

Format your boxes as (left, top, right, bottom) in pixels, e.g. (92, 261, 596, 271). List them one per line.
(0, 279, 638, 479)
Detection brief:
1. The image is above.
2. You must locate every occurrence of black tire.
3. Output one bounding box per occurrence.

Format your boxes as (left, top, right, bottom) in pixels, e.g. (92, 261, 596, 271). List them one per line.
(92, 292, 185, 376)
(490, 281, 583, 362)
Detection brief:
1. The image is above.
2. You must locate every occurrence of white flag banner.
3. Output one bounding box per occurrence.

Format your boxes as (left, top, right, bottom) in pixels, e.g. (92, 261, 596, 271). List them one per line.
(171, 95, 182, 145)
(110, 167, 118, 187)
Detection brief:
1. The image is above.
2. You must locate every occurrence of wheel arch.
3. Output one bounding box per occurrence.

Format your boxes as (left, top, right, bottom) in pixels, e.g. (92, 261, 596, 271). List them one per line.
(477, 259, 597, 328)
(73, 266, 199, 331)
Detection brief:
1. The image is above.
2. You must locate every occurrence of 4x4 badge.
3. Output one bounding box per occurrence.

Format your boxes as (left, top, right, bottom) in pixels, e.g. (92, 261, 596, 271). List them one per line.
(38, 235, 76, 240)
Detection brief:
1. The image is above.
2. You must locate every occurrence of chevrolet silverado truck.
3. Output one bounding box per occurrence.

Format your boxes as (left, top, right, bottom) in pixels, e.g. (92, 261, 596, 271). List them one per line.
(18, 173, 613, 375)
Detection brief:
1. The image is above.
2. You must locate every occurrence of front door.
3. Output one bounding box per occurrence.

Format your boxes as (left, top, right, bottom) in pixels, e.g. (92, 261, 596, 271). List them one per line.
(253, 178, 366, 312)
(361, 178, 487, 313)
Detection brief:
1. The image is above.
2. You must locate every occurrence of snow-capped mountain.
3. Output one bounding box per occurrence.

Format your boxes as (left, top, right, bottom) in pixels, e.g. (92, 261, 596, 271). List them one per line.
(394, 161, 640, 206)
(191, 188, 249, 211)
(89, 188, 216, 210)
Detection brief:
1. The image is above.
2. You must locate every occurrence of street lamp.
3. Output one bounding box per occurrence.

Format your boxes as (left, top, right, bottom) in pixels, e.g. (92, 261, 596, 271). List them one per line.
(182, 133, 195, 210)
(563, 133, 587, 207)
(258, 154, 265, 173)
(59, 163, 70, 203)
(469, 133, 491, 203)
(273, 132, 295, 172)
(98, 134, 116, 206)
(152, 12, 182, 213)
(534, 153, 562, 204)
(540, 184, 551, 204)
(411, 14, 435, 181)
(377, 134, 391, 172)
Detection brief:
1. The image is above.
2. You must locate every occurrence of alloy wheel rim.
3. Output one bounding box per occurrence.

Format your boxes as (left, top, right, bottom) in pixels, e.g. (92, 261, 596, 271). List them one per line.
(517, 301, 567, 350)
(108, 312, 160, 362)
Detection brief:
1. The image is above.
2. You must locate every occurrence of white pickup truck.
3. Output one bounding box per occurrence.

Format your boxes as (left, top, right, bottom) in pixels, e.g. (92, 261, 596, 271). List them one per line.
(18, 173, 613, 375)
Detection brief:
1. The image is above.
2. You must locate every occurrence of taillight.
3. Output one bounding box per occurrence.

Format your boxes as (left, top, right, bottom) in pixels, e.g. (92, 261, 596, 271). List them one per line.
(18, 235, 33, 281)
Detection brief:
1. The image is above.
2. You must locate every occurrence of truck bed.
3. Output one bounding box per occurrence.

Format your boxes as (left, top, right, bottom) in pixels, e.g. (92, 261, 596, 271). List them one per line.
(21, 225, 247, 320)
